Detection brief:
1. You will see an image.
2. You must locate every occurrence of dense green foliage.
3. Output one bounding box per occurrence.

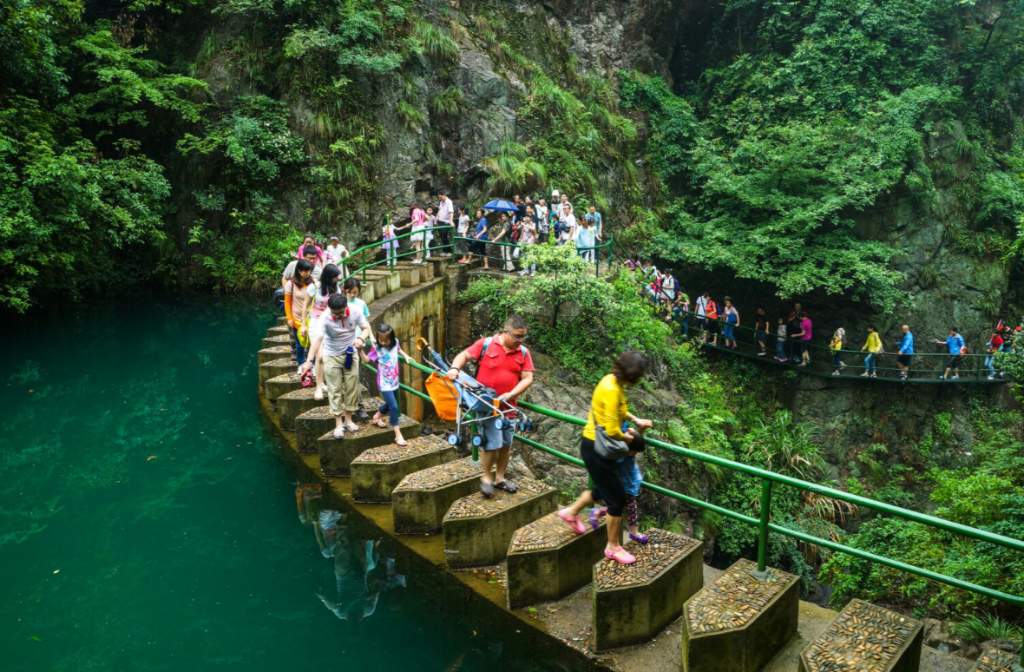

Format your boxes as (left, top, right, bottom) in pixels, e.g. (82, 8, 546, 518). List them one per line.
(1, 1, 204, 311)
(620, 0, 1024, 309)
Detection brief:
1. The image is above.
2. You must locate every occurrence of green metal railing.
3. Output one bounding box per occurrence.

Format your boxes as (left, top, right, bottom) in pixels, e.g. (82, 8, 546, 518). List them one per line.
(337, 239, 1022, 662)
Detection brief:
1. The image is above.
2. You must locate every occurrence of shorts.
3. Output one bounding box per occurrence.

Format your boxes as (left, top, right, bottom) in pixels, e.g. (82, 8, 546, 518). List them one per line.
(946, 355, 962, 369)
(756, 330, 768, 343)
(308, 312, 325, 342)
(800, 340, 811, 354)
(410, 227, 426, 243)
(478, 414, 515, 451)
(580, 437, 626, 517)
(897, 354, 912, 366)
(707, 319, 719, 334)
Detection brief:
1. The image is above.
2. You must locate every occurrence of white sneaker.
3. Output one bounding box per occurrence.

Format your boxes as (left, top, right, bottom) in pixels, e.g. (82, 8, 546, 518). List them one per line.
(314, 386, 324, 400)
(951, 375, 959, 380)
(297, 365, 304, 375)
(332, 426, 345, 439)
(987, 375, 995, 380)
(860, 372, 870, 377)
(832, 371, 840, 376)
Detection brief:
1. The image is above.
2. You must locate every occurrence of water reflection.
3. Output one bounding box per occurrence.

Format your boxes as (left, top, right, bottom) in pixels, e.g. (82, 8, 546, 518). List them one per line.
(296, 484, 407, 622)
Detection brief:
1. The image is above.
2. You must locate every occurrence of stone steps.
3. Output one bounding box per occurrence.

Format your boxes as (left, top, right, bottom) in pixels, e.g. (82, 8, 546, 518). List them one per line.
(799, 599, 923, 672)
(261, 333, 291, 349)
(266, 325, 289, 337)
(276, 387, 322, 430)
(350, 434, 456, 503)
(296, 397, 421, 453)
(682, 558, 799, 672)
(259, 357, 296, 388)
(391, 457, 482, 534)
(317, 412, 422, 474)
(592, 528, 703, 651)
(264, 372, 303, 402)
(506, 511, 606, 610)
(392, 263, 421, 287)
(442, 477, 558, 569)
(276, 315, 288, 326)
(971, 648, 1017, 672)
(258, 345, 293, 366)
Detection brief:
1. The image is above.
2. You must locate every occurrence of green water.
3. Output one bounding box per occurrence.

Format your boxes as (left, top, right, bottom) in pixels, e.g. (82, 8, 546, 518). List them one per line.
(0, 299, 579, 672)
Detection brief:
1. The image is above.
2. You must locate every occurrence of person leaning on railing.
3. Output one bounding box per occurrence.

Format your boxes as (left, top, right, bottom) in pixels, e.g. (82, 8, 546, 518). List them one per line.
(556, 351, 653, 566)
(933, 327, 966, 380)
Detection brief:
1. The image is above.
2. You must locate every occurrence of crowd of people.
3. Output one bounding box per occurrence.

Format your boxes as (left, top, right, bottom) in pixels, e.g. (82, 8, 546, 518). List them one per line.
(392, 191, 605, 272)
(631, 259, 1020, 381)
(275, 233, 652, 565)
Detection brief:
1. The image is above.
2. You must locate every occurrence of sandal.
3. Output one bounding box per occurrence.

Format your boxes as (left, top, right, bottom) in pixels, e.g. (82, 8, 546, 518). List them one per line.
(604, 547, 636, 565)
(373, 419, 388, 428)
(332, 426, 345, 439)
(556, 508, 586, 535)
(494, 479, 518, 493)
(344, 421, 359, 432)
(395, 437, 408, 446)
(589, 507, 608, 530)
(628, 531, 650, 545)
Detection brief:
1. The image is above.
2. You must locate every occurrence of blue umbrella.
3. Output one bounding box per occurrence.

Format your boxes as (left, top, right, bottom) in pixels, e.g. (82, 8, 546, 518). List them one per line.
(483, 198, 518, 212)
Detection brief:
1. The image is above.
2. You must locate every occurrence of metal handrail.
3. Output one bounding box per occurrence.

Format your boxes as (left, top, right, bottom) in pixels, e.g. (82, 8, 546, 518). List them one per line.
(340, 245, 1022, 662)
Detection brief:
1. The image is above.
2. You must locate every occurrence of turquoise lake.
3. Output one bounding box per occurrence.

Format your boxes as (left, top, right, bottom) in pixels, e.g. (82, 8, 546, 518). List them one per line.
(0, 298, 580, 672)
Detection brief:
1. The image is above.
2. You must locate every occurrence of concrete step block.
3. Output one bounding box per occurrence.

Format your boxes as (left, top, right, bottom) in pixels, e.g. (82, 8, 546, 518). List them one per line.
(442, 477, 558, 569)
(262, 333, 291, 349)
(297, 397, 421, 453)
(275, 315, 288, 326)
(259, 357, 296, 389)
(391, 457, 481, 534)
(972, 647, 1017, 672)
(592, 528, 703, 651)
(359, 270, 391, 300)
(682, 558, 799, 672)
(266, 325, 289, 337)
(393, 264, 420, 287)
(316, 414, 422, 473)
(350, 434, 456, 503)
(506, 512, 605, 609)
(276, 387, 321, 431)
(265, 372, 303, 402)
(360, 281, 376, 306)
(416, 260, 436, 281)
(799, 599, 923, 672)
(258, 345, 293, 366)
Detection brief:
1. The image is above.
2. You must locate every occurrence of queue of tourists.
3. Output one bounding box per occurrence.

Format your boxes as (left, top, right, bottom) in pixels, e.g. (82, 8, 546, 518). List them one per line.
(631, 258, 1020, 382)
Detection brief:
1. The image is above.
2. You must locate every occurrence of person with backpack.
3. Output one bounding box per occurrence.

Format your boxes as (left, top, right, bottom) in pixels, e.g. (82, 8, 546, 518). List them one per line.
(555, 351, 653, 565)
(933, 327, 966, 380)
(446, 315, 535, 497)
(985, 330, 1004, 380)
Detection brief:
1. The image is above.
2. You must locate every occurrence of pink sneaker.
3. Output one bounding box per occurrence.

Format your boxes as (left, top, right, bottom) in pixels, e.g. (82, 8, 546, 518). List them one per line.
(604, 546, 636, 565)
(556, 508, 586, 535)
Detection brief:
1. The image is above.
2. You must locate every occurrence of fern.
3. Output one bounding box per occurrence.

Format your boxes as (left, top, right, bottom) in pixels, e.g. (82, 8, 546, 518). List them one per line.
(481, 139, 548, 192)
(429, 86, 463, 116)
(413, 21, 458, 61)
(397, 100, 426, 130)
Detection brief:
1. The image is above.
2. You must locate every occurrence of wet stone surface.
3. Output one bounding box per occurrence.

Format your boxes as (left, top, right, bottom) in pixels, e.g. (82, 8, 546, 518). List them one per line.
(803, 599, 920, 672)
(973, 648, 1017, 672)
(444, 477, 552, 520)
(687, 558, 792, 634)
(594, 528, 700, 591)
(508, 512, 594, 555)
(393, 457, 480, 492)
(352, 435, 449, 464)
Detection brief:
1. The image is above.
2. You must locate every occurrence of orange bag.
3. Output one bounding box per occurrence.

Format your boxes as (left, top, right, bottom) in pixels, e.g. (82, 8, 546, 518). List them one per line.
(424, 372, 459, 421)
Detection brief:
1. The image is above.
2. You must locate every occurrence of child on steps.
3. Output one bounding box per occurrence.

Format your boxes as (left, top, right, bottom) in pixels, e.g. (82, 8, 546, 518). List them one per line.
(365, 323, 409, 446)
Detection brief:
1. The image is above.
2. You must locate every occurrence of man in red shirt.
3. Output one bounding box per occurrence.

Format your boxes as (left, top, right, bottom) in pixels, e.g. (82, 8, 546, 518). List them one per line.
(447, 315, 535, 497)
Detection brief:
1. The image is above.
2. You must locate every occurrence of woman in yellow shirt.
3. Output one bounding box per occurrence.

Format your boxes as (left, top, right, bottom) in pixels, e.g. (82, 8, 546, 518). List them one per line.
(557, 352, 653, 565)
(860, 325, 883, 378)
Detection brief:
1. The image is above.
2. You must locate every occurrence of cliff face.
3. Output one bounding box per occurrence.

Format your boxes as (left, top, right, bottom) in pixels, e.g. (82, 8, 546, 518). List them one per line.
(182, 0, 686, 246)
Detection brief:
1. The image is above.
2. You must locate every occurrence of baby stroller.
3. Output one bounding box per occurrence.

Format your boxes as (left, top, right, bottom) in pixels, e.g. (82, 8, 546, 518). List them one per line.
(416, 338, 529, 455)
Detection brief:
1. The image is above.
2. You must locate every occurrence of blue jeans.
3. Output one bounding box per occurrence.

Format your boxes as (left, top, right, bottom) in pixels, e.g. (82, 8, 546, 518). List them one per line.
(775, 339, 786, 359)
(290, 326, 306, 366)
(379, 389, 400, 426)
(864, 353, 877, 374)
(984, 355, 996, 377)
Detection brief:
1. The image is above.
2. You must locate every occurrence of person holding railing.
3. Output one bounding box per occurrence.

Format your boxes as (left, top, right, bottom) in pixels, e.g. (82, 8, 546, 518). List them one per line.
(830, 327, 846, 375)
(381, 220, 400, 268)
(861, 325, 883, 378)
(896, 324, 914, 381)
(557, 351, 653, 565)
(409, 202, 428, 264)
(722, 297, 739, 349)
(576, 216, 597, 264)
(490, 213, 513, 272)
(933, 327, 966, 380)
(436, 190, 454, 254)
(472, 209, 490, 270)
(754, 307, 769, 356)
(517, 210, 537, 276)
(985, 330, 1004, 380)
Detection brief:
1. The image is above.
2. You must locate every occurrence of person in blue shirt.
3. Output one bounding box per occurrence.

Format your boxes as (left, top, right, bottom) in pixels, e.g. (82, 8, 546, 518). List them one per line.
(932, 327, 965, 380)
(896, 324, 914, 381)
(472, 209, 489, 269)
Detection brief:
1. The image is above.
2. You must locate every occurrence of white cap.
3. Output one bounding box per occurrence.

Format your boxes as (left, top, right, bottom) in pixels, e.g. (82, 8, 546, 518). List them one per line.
(551, 189, 559, 198)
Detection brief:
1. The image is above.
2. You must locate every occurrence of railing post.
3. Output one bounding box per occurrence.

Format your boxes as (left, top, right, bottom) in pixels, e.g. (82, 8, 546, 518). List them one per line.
(756, 478, 773, 576)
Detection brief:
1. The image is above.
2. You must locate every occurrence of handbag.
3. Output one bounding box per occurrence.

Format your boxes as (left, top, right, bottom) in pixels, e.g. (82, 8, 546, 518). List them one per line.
(590, 408, 631, 459)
